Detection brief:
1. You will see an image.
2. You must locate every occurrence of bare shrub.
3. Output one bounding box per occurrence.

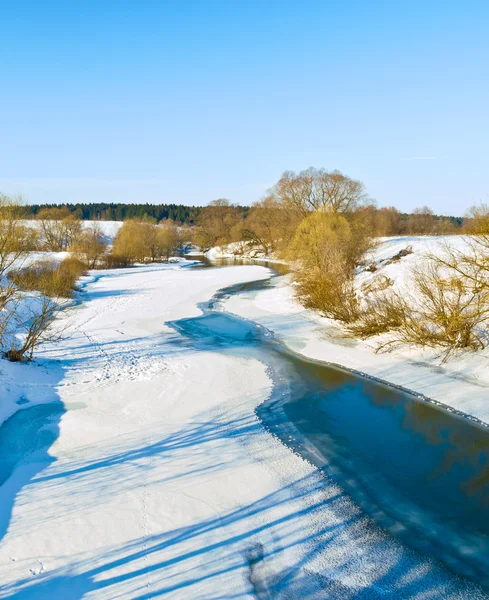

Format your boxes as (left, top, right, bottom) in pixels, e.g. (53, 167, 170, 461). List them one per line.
(348, 289, 406, 338)
(295, 269, 360, 323)
(355, 259, 489, 360)
(0, 194, 36, 277)
(111, 219, 182, 263)
(193, 199, 243, 252)
(7, 258, 87, 298)
(0, 284, 17, 349)
(37, 207, 82, 251)
(72, 224, 108, 268)
(288, 212, 372, 323)
(101, 253, 132, 269)
(242, 196, 297, 256)
(5, 294, 65, 362)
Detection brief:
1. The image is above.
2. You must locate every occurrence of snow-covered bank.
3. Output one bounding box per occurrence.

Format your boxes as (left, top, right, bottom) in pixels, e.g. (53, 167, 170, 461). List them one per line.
(205, 242, 285, 264)
(1, 261, 485, 598)
(222, 236, 489, 426)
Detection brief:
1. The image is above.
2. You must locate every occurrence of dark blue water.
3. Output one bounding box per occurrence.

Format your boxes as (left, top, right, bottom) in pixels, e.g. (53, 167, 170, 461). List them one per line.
(170, 273, 489, 592)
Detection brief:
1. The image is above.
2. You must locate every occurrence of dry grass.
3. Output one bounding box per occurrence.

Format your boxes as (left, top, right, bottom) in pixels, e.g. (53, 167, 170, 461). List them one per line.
(352, 260, 489, 360)
(7, 257, 87, 298)
(101, 253, 132, 269)
(295, 268, 360, 323)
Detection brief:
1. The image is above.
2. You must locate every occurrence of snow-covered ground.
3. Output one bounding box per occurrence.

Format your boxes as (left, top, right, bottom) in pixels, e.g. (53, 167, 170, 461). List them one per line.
(222, 236, 489, 426)
(1, 259, 486, 598)
(23, 220, 123, 243)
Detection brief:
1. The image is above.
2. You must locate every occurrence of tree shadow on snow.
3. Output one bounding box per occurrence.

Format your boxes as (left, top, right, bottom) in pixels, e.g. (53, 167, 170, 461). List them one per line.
(1, 468, 483, 599)
(0, 360, 65, 543)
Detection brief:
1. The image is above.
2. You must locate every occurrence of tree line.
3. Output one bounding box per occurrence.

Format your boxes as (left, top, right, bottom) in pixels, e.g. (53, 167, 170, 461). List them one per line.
(0, 166, 484, 362)
(22, 200, 462, 233)
(191, 169, 467, 255)
(23, 202, 248, 224)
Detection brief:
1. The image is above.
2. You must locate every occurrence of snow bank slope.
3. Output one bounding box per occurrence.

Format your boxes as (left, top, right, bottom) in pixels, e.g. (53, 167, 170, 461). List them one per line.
(223, 236, 489, 425)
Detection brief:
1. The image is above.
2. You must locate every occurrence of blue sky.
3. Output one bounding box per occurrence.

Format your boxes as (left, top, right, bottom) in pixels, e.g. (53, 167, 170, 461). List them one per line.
(0, 0, 487, 214)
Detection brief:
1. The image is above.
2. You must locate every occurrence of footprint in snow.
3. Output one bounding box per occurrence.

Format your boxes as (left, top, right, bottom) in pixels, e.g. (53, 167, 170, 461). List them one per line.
(29, 561, 44, 576)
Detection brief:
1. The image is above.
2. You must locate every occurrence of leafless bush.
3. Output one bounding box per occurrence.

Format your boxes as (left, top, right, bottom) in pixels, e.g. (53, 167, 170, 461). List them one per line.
(7, 257, 87, 298)
(36, 207, 82, 251)
(0, 284, 17, 350)
(72, 224, 108, 268)
(287, 211, 373, 322)
(0, 194, 36, 277)
(348, 289, 406, 338)
(101, 253, 132, 269)
(296, 268, 360, 323)
(5, 294, 65, 362)
(354, 260, 489, 360)
(111, 219, 182, 263)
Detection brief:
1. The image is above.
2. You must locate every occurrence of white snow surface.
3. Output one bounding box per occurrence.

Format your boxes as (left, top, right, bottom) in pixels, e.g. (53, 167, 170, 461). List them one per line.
(0, 258, 486, 598)
(23, 220, 123, 242)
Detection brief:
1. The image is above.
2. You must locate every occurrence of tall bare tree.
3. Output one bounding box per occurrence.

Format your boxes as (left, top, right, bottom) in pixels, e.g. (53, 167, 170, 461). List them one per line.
(268, 167, 368, 218)
(194, 199, 243, 252)
(72, 224, 108, 268)
(6, 293, 65, 361)
(242, 196, 296, 255)
(0, 194, 35, 278)
(407, 206, 435, 235)
(37, 207, 82, 251)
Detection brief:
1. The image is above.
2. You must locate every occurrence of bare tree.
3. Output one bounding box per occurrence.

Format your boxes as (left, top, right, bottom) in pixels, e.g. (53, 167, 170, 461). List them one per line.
(242, 196, 297, 255)
(268, 167, 368, 218)
(72, 224, 108, 268)
(287, 212, 372, 322)
(0, 284, 17, 350)
(111, 219, 183, 264)
(0, 194, 35, 277)
(5, 293, 66, 362)
(112, 220, 149, 263)
(407, 206, 436, 235)
(194, 199, 243, 252)
(157, 221, 181, 260)
(374, 206, 404, 236)
(37, 207, 82, 251)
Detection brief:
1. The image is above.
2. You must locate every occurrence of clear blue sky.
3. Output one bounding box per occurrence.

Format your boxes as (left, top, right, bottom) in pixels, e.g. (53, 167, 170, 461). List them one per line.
(0, 0, 487, 215)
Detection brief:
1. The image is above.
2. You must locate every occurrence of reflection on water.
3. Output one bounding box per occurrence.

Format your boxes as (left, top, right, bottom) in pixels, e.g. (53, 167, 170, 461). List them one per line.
(171, 273, 489, 591)
(186, 254, 290, 276)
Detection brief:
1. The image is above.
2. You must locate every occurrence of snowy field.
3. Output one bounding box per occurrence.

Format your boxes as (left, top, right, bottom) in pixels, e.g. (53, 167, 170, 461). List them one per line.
(23, 220, 123, 243)
(222, 236, 489, 426)
(0, 258, 487, 598)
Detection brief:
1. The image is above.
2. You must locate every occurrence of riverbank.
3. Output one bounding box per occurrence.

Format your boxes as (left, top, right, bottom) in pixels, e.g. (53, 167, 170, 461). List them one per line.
(219, 238, 489, 427)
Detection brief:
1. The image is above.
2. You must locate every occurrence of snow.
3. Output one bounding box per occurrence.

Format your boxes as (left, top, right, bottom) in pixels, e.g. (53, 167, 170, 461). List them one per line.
(223, 236, 489, 426)
(23, 220, 123, 243)
(0, 258, 487, 598)
(206, 242, 282, 262)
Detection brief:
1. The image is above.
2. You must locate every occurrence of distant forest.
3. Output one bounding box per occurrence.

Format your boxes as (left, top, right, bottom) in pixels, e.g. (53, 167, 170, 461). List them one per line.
(22, 202, 462, 228)
(23, 202, 249, 224)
